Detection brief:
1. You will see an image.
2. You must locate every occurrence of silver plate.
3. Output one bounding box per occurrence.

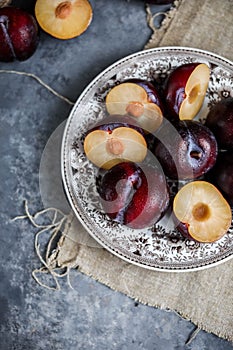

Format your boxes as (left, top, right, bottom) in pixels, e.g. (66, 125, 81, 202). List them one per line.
(61, 47, 233, 272)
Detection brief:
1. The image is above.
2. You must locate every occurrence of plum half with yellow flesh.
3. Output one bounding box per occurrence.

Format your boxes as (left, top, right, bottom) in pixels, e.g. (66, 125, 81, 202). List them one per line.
(173, 181, 232, 243)
(165, 63, 210, 120)
(35, 0, 93, 39)
(84, 126, 147, 170)
(106, 82, 163, 133)
(127, 79, 164, 113)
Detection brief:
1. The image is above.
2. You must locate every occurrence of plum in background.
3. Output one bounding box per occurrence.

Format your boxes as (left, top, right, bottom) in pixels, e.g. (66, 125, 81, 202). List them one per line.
(205, 97, 233, 150)
(206, 151, 233, 206)
(97, 161, 170, 229)
(0, 6, 39, 62)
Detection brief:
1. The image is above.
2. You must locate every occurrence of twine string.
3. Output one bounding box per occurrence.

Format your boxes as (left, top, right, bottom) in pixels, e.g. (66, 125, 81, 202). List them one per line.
(8, 2, 206, 342)
(11, 200, 90, 290)
(12, 200, 74, 290)
(185, 326, 201, 345)
(145, 6, 168, 33)
(0, 70, 75, 106)
(6, 66, 84, 289)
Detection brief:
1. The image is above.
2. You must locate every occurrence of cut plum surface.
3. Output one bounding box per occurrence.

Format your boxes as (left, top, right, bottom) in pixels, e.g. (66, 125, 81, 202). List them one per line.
(127, 79, 164, 112)
(35, 0, 93, 39)
(84, 126, 147, 169)
(165, 63, 210, 120)
(106, 82, 163, 132)
(173, 181, 232, 243)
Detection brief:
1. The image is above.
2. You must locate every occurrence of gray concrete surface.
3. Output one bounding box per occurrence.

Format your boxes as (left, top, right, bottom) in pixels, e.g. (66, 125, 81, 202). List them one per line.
(0, 0, 233, 349)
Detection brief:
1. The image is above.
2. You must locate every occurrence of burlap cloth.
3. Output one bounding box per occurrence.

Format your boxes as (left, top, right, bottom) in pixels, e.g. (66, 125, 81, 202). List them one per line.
(33, 0, 233, 343)
(0, 0, 12, 7)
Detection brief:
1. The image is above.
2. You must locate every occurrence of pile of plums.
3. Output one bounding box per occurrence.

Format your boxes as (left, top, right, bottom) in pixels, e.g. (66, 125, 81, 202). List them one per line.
(84, 62, 232, 243)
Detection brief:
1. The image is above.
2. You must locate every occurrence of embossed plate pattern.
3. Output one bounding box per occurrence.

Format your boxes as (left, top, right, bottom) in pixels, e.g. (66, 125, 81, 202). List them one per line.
(61, 47, 233, 272)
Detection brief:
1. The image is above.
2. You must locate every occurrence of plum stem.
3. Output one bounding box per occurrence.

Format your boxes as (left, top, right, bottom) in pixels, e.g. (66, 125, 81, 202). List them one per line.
(0, 15, 16, 59)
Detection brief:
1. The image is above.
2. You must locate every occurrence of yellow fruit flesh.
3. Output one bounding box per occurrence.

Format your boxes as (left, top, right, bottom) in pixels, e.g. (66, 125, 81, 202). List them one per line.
(83, 127, 147, 169)
(106, 82, 163, 133)
(35, 0, 93, 39)
(179, 63, 210, 120)
(106, 83, 148, 116)
(173, 181, 232, 243)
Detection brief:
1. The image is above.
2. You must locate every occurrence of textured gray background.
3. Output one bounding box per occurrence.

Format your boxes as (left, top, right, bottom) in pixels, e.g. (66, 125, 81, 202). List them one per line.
(0, 0, 233, 349)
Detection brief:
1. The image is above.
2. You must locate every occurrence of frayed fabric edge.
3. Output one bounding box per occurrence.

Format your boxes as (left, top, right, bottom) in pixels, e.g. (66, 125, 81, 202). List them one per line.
(75, 263, 233, 343)
(11, 201, 233, 342)
(144, 0, 183, 50)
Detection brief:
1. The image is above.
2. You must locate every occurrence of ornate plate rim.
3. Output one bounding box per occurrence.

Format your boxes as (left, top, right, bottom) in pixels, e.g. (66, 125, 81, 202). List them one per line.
(61, 46, 233, 273)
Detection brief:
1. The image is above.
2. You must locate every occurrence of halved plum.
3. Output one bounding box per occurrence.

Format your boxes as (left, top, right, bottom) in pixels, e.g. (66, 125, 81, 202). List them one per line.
(35, 0, 93, 39)
(127, 79, 164, 113)
(165, 63, 210, 120)
(173, 181, 232, 243)
(106, 82, 163, 133)
(84, 126, 147, 169)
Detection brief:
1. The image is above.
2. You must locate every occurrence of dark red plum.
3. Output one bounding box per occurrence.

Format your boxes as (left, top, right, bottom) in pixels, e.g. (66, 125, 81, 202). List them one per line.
(0, 6, 39, 62)
(153, 120, 218, 180)
(206, 151, 233, 205)
(205, 97, 233, 150)
(97, 161, 170, 229)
